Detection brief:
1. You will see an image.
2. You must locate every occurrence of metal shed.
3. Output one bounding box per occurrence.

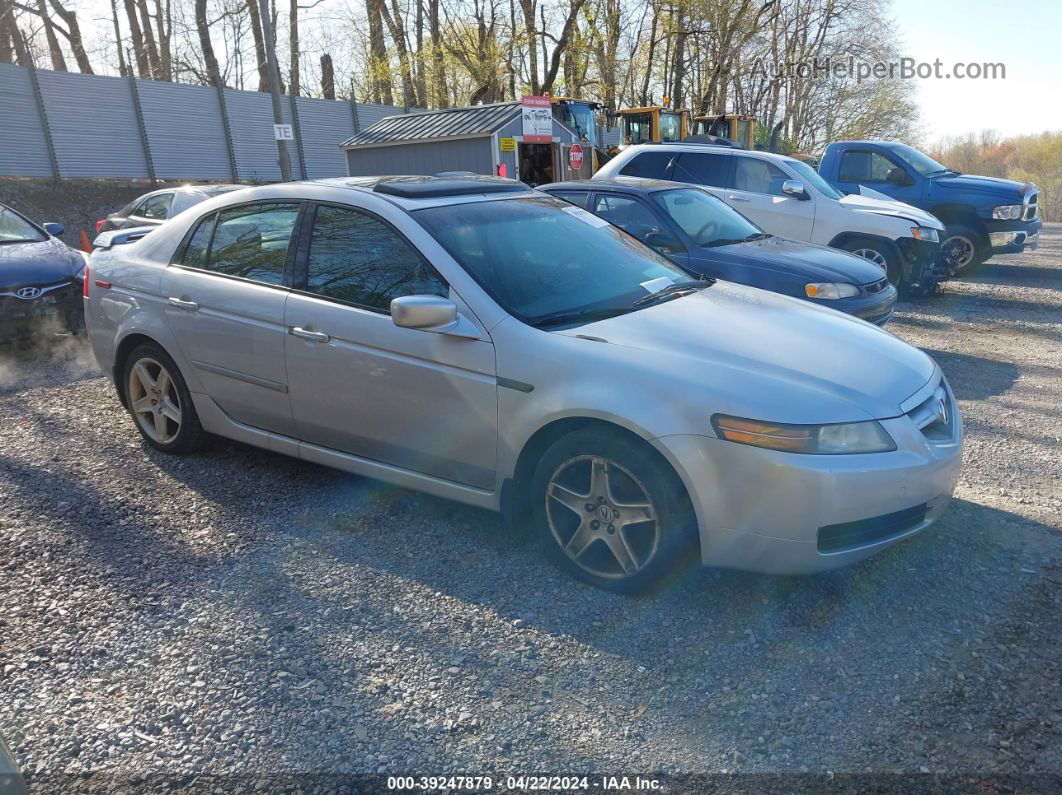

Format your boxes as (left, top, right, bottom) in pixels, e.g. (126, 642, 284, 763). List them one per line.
(340, 101, 592, 186)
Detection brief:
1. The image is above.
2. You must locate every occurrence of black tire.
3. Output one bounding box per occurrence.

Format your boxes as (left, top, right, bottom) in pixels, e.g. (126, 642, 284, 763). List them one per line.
(837, 237, 901, 284)
(122, 342, 206, 454)
(530, 427, 698, 593)
(941, 224, 989, 275)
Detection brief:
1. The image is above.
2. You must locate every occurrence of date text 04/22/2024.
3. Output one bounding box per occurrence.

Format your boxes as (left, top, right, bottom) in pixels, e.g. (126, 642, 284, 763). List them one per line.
(386, 775, 662, 791)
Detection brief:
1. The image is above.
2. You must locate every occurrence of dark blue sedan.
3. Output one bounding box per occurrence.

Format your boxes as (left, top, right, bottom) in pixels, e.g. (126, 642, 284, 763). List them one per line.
(540, 178, 897, 325)
(1, 202, 86, 341)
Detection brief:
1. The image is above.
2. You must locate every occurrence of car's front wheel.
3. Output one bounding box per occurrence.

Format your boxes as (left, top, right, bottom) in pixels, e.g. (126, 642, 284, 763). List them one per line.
(838, 237, 901, 284)
(531, 428, 698, 592)
(123, 343, 205, 453)
(941, 224, 988, 274)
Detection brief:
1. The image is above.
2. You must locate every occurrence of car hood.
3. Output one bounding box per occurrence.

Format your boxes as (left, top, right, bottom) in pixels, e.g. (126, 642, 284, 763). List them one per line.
(0, 238, 84, 287)
(560, 281, 935, 422)
(838, 192, 943, 229)
(711, 236, 887, 284)
(933, 173, 1029, 201)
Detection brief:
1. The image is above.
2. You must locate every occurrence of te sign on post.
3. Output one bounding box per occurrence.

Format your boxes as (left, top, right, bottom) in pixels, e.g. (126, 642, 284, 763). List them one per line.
(521, 96, 552, 143)
(274, 124, 294, 141)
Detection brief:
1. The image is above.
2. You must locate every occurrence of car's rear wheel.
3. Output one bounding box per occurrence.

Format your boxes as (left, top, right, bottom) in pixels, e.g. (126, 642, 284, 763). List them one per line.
(941, 224, 988, 274)
(123, 343, 205, 453)
(531, 428, 697, 592)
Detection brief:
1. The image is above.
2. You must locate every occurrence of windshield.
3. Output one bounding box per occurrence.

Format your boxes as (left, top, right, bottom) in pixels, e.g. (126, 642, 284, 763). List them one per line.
(0, 206, 46, 244)
(623, 113, 653, 145)
(653, 188, 762, 247)
(414, 196, 690, 327)
(559, 103, 597, 147)
(890, 143, 951, 176)
(786, 159, 844, 200)
(659, 112, 683, 142)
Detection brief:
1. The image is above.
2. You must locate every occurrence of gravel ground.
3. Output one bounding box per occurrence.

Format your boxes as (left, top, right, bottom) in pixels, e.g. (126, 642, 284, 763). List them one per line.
(1, 228, 1059, 792)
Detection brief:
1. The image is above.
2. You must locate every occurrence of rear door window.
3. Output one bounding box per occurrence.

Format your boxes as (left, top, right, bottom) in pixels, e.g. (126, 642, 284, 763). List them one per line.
(186, 202, 301, 285)
(591, 194, 665, 239)
(618, 152, 674, 179)
(671, 153, 731, 188)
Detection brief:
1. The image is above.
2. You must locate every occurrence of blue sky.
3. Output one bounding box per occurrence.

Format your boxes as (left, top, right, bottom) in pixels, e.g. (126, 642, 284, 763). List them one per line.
(889, 0, 1062, 141)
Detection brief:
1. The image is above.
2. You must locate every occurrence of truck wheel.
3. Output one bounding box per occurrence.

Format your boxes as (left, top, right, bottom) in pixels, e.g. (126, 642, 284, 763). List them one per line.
(941, 225, 988, 275)
(838, 238, 901, 284)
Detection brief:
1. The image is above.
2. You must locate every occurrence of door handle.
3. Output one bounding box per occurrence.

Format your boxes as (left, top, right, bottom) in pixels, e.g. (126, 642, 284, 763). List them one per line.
(290, 326, 330, 343)
(727, 194, 751, 203)
(167, 296, 199, 310)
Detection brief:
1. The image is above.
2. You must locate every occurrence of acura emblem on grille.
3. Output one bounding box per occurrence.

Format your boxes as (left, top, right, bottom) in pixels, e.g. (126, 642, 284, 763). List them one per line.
(15, 286, 42, 299)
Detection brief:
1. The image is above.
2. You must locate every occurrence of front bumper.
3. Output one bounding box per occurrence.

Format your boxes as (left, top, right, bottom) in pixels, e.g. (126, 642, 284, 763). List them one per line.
(657, 379, 963, 575)
(897, 236, 947, 285)
(986, 217, 1042, 253)
(0, 281, 82, 341)
(822, 282, 897, 326)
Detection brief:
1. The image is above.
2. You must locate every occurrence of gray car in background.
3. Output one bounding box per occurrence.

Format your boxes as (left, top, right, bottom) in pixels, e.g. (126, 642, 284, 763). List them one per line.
(84, 176, 962, 592)
(95, 184, 243, 235)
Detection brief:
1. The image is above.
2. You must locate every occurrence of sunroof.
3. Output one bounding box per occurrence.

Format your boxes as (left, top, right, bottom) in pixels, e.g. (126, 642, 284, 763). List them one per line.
(373, 176, 529, 199)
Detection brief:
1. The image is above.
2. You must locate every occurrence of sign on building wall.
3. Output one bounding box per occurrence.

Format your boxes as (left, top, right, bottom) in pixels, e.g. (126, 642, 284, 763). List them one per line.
(521, 96, 552, 143)
(499, 137, 516, 152)
(274, 124, 295, 141)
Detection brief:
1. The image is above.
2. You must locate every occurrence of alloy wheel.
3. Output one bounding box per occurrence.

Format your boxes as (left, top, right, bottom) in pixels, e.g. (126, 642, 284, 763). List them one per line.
(942, 235, 975, 273)
(128, 357, 182, 444)
(545, 455, 660, 580)
(851, 247, 888, 268)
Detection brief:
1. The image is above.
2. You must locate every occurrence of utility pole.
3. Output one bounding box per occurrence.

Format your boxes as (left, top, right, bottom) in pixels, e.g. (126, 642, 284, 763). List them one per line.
(258, 0, 292, 182)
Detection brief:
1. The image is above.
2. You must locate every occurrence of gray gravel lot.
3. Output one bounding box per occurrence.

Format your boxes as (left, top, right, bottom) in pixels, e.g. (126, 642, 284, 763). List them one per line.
(1, 228, 1059, 790)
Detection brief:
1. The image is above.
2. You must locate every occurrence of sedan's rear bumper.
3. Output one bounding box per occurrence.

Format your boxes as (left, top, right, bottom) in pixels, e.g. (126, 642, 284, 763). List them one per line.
(656, 396, 963, 575)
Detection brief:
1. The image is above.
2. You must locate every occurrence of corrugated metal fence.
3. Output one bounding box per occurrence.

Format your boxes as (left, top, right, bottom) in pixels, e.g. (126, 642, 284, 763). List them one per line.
(0, 63, 412, 183)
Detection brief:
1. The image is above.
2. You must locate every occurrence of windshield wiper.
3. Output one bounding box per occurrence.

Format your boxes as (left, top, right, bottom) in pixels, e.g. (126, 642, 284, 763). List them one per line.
(530, 306, 637, 329)
(743, 232, 772, 242)
(631, 279, 715, 307)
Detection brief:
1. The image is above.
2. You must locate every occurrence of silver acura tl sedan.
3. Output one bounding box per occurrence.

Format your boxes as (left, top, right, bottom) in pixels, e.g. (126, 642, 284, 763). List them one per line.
(84, 176, 963, 592)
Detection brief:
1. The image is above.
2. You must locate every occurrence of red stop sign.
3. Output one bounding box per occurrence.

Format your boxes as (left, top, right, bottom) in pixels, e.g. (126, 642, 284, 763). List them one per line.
(568, 143, 584, 170)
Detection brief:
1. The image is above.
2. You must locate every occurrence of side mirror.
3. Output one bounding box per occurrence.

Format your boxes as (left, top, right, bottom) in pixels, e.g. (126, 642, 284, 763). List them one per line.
(781, 180, 807, 199)
(43, 222, 64, 237)
(391, 295, 458, 331)
(887, 167, 913, 187)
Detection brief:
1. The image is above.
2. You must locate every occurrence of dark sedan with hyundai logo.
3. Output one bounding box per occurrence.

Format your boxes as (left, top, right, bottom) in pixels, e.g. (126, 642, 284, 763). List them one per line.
(0, 202, 87, 342)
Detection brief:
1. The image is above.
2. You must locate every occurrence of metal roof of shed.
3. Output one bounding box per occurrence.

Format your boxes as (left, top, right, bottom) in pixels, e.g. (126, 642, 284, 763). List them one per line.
(341, 102, 521, 148)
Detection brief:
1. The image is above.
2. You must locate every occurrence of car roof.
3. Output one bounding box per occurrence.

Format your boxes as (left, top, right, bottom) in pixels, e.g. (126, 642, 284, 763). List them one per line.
(618, 142, 801, 165)
(308, 175, 538, 208)
(541, 177, 689, 194)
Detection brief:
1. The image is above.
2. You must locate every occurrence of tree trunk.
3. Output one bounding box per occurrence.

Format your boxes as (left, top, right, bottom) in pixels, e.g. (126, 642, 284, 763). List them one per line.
(107, 0, 127, 76)
(640, 9, 657, 106)
(540, 0, 585, 94)
(517, 0, 538, 94)
(428, 0, 445, 107)
(135, 0, 161, 78)
(195, 0, 221, 86)
(35, 0, 67, 71)
(365, 0, 392, 104)
(122, 0, 149, 77)
(246, 0, 272, 92)
(287, 0, 299, 95)
(48, 0, 93, 73)
(320, 53, 334, 99)
(379, 0, 415, 107)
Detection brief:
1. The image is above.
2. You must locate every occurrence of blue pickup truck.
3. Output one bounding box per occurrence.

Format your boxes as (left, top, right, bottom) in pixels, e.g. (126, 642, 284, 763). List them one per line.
(818, 141, 1042, 273)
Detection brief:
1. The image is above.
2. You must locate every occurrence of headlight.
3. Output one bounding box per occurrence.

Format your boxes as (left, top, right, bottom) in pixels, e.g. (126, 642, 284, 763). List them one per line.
(805, 282, 860, 299)
(910, 226, 939, 242)
(712, 415, 897, 455)
(992, 205, 1022, 220)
